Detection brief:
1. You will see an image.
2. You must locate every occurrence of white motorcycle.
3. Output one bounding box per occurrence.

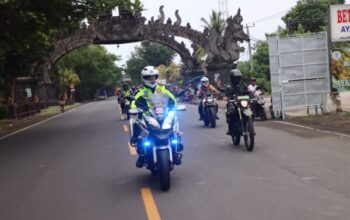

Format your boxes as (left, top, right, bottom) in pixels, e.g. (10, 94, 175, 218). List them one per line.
(129, 94, 186, 191)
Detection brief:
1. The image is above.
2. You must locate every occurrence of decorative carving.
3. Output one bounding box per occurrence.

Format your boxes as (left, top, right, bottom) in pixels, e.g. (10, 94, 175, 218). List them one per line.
(155, 5, 165, 24)
(39, 6, 249, 82)
(174, 10, 182, 26)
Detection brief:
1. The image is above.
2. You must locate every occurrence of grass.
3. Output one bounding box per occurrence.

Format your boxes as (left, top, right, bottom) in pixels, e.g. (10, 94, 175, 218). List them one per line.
(344, 111, 350, 118)
(40, 103, 81, 116)
(0, 103, 82, 138)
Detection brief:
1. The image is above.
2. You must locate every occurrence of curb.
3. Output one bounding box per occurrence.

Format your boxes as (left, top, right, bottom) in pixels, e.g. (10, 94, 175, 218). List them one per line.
(273, 120, 350, 138)
(0, 103, 89, 142)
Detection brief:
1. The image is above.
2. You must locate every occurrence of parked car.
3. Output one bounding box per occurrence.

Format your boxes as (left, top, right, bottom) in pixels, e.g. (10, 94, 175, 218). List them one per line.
(95, 89, 107, 100)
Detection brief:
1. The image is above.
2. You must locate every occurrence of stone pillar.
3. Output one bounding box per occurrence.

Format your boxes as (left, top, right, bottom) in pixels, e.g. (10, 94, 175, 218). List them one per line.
(206, 63, 236, 88)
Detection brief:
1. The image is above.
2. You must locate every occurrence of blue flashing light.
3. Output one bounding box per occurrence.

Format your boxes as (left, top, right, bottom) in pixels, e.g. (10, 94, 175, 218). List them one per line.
(143, 141, 151, 147)
(168, 111, 176, 117)
(171, 139, 178, 145)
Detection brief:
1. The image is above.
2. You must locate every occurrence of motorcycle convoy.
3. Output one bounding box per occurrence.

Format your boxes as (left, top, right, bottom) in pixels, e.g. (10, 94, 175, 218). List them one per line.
(118, 67, 266, 191)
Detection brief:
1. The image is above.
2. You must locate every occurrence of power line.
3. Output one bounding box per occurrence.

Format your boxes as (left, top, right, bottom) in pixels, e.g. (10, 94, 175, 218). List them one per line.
(249, 8, 290, 24)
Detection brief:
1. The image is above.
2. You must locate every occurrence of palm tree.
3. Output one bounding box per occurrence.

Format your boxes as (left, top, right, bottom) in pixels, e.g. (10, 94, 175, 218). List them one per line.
(200, 10, 226, 35)
(195, 10, 226, 63)
(157, 63, 181, 83)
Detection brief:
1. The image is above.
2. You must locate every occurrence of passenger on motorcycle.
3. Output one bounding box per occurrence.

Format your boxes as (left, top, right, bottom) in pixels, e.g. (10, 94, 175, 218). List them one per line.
(196, 77, 220, 121)
(130, 66, 178, 167)
(247, 77, 257, 94)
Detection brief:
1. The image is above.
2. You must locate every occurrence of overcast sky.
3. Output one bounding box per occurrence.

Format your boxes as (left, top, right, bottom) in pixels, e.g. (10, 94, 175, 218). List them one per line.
(102, 0, 350, 65)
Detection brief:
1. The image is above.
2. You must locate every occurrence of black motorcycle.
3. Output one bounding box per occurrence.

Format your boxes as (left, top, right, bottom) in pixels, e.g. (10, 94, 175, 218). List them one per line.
(251, 89, 267, 121)
(201, 93, 218, 128)
(120, 96, 133, 120)
(226, 95, 255, 151)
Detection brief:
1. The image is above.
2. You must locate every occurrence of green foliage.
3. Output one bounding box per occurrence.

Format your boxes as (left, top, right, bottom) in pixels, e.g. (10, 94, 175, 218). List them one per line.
(0, 0, 134, 98)
(197, 10, 226, 62)
(157, 63, 181, 83)
(125, 41, 176, 83)
(0, 105, 8, 119)
(200, 10, 226, 35)
(136, 41, 176, 66)
(281, 0, 345, 35)
(124, 54, 147, 85)
(237, 40, 271, 93)
(55, 45, 122, 100)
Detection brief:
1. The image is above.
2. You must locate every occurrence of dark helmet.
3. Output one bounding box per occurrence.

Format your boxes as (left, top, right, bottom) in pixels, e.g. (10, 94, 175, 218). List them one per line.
(250, 77, 256, 81)
(230, 69, 242, 85)
(123, 84, 129, 90)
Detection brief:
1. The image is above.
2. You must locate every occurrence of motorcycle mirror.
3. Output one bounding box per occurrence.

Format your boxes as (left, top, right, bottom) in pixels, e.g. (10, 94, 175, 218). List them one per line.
(176, 105, 187, 111)
(129, 108, 142, 115)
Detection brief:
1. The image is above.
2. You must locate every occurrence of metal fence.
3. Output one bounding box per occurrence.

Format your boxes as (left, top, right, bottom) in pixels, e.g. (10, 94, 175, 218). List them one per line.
(268, 33, 330, 117)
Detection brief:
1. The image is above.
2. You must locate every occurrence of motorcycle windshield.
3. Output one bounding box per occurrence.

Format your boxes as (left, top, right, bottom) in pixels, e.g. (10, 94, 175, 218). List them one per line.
(149, 93, 170, 121)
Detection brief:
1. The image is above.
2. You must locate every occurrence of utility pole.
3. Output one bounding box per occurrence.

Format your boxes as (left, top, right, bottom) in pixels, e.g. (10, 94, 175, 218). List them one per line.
(246, 23, 255, 72)
(218, 0, 229, 20)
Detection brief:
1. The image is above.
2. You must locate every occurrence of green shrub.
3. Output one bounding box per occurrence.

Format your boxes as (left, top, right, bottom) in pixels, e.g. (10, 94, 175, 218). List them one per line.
(0, 105, 9, 119)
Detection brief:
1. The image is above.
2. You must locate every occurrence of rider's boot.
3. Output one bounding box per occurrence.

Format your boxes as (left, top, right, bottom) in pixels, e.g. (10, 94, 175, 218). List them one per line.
(136, 155, 145, 168)
(174, 153, 182, 165)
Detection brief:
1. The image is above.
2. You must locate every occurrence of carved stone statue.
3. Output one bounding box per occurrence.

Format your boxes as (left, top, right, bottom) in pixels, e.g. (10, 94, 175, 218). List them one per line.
(174, 10, 182, 26)
(39, 5, 249, 83)
(155, 6, 165, 24)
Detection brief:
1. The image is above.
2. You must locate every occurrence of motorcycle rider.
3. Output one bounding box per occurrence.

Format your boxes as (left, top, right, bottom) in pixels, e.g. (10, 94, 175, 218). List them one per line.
(196, 76, 220, 120)
(130, 66, 180, 167)
(225, 69, 248, 135)
(119, 84, 132, 113)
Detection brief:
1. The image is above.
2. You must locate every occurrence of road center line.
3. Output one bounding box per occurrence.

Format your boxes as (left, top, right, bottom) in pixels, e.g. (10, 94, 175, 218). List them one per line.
(122, 124, 129, 132)
(140, 187, 161, 220)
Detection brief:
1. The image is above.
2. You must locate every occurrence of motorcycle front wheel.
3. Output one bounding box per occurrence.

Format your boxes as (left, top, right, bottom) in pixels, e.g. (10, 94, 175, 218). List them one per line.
(261, 109, 267, 121)
(210, 107, 216, 128)
(157, 150, 171, 191)
(243, 119, 255, 151)
(231, 134, 241, 145)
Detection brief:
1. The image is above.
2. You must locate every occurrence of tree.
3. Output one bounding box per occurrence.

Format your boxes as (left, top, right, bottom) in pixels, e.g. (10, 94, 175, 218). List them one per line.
(58, 68, 80, 101)
(136, 41, 176, 66)
(0, 0, 135, 103)
(237, 40, 271, 93)
(282, 0, 345, 34)
(157, 63, 181, 83)
(125, 41, 176, 83)
(55, 45, 122, 100)
(200, 10, 226, 35)
(195, 10, 226, 63)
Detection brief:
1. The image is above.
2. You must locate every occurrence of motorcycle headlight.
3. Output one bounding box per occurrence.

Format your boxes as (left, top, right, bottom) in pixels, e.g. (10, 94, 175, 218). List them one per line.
(162, 111, 176, 130)
(145, 116, 160, 130)
(240, 100, 248, 108)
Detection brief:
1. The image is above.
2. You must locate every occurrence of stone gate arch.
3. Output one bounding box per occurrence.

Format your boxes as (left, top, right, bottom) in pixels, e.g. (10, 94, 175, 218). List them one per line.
(39, 6, 249, 83)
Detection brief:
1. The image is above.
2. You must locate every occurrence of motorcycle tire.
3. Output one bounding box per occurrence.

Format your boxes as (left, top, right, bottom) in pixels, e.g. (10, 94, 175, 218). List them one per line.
(244, 119, 255, 151)
(210, 107, 216, 128)
(261, 109, 267, 121)
(158, 149, 171, 191)
(231, 134, 241, 145)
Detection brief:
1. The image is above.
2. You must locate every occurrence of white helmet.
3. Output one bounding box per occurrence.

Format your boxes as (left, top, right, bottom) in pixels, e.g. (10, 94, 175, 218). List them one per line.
(200, 76, 209, 87)
(141, 66, 159, 88)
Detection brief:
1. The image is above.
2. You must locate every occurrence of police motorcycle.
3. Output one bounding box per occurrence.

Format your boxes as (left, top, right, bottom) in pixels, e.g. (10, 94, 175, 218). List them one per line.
(250, 87, 267, 121)
(226, 94, 255, 151)
(201, 92, 218, 128)
(129, 94, 186, 191)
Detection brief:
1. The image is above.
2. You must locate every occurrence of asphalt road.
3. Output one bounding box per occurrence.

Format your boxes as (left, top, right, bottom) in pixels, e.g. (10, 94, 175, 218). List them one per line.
(1, 98, 350, 220)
